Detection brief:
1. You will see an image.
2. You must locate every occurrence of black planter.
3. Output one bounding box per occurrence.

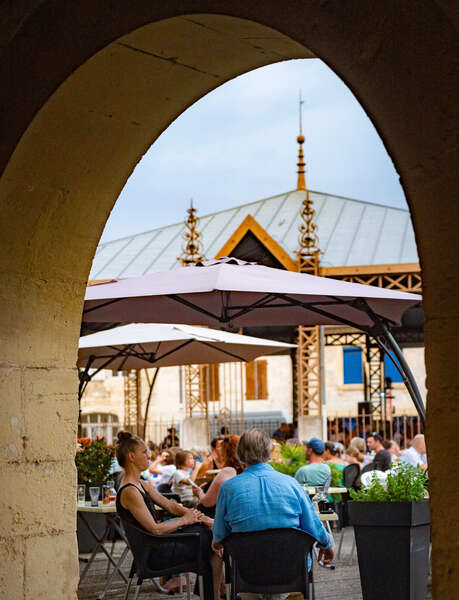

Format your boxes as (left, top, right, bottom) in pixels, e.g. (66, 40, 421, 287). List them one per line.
(348, 500, 430, 600)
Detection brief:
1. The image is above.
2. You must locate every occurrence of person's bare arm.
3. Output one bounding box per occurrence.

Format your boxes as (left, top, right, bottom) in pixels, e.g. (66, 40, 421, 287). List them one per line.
(189, 460, 201, 482)
(143, 481, 188, 517)
(121, 486, 199, 534)
(199, 468, 236, 507)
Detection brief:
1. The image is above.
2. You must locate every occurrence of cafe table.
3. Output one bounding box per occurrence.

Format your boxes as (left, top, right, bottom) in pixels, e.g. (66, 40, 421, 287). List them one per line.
(78, 502, 130, 600)
(304, 486, 348, 495)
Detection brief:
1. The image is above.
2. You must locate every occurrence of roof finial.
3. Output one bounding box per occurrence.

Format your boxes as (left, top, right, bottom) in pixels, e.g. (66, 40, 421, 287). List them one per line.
(179, 199, 204, 266)
(296, 91, 306, 191)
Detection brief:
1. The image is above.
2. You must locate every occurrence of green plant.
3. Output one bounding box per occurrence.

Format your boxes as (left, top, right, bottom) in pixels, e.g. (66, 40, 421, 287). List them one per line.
(350, 463, 428, 502)
(75, 437, 114, 484)
(327, 463, 343, 502)
(270, 444, 306, 477)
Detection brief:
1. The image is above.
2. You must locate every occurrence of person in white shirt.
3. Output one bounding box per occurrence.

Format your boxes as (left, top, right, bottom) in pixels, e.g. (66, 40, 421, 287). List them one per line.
(171, 450, 201, 507)
(400, 434, 427, 470)
(148, 450, 176, 490)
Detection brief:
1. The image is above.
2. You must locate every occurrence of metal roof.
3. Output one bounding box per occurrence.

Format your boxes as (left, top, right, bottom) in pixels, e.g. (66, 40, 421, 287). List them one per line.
(90, 190, 418, 279)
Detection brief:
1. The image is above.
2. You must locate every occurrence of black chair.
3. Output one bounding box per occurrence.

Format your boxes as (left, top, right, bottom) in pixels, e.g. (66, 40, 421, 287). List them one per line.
(361, 462, 376, 475)
(342, 463, 361, 490)
(160, 491, 182, 503)
(121, 520, 206, 600)
(223, 528, 316, 600)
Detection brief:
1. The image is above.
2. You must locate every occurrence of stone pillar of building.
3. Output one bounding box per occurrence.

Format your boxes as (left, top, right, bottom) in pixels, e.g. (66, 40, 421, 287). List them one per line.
(181, 417, 208, 449)
(297, 416, 324, 443)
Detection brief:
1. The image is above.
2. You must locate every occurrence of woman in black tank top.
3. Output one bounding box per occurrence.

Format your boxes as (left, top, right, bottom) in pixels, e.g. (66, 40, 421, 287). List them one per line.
(115, 431, 219, 600)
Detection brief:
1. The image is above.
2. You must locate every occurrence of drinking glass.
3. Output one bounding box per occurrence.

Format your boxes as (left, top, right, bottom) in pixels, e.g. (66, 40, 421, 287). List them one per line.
(77, 484, 86, 506)
(89, 486, 100, 507)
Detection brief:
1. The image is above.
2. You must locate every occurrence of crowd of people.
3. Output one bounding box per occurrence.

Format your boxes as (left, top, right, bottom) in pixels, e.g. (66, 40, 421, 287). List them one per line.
(114, 426, 427, 600)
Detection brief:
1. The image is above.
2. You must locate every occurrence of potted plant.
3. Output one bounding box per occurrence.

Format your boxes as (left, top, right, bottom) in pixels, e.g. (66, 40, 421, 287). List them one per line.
(75, 437, 115, 553)
(348, 463, 429, 600)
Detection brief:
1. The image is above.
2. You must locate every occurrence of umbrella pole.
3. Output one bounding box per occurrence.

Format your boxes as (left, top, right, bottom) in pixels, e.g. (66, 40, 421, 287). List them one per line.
(143, 368, 160, 440)
(376, 321, 426, 428)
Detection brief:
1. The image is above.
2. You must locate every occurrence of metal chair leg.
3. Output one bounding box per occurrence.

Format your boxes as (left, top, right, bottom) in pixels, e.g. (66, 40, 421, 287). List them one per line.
(123, 575, 135, 600)
(186, 573, 192, 600)
(337, 527, 345, 560)
(198, 575, 205, 600)
(133, 576, 142, 600)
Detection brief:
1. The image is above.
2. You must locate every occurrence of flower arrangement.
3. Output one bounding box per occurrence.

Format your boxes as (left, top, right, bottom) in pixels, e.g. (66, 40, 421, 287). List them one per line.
(75, 436, 114, 484)
(350, 462, 428, 502)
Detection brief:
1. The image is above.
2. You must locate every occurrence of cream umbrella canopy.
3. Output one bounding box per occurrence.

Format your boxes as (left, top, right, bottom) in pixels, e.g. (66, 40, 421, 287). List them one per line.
(83, 258, 424, 423)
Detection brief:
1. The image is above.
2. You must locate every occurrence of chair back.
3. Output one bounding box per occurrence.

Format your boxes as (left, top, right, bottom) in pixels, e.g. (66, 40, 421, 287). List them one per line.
(121, 519, 202, 579)
(160, 492, 182, 503)
(223, 528, 315, 597)
(342, 463, 361, 489)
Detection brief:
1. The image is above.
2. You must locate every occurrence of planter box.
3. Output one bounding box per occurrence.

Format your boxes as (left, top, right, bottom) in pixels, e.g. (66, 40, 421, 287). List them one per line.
(348, 500, 430, 600)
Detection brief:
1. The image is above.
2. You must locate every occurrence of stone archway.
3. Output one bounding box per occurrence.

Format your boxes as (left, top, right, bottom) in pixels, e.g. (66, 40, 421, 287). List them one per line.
(0, 3, 457, 598)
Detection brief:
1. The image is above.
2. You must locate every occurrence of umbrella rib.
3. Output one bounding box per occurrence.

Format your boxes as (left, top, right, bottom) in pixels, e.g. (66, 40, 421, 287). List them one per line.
(167, 294, 222, 321)
(272, 293, 374, 330)
(83, 298, 122, 315)
(195, 340, 249, 363)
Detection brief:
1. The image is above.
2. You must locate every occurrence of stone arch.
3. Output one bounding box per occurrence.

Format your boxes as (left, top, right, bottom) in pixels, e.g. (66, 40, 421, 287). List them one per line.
(0, 3, 457, 598)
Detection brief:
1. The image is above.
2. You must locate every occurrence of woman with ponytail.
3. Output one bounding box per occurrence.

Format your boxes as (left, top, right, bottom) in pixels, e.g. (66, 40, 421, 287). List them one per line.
(115, 431, 218, 600)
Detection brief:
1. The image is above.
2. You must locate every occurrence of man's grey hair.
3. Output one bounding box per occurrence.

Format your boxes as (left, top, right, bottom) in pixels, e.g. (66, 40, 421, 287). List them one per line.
(237, 429, 272, 465)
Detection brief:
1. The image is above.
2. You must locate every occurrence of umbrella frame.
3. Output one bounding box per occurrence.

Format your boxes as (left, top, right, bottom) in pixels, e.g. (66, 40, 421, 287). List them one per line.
(164, 292, 425, 425)
(82, 289, 425, 427)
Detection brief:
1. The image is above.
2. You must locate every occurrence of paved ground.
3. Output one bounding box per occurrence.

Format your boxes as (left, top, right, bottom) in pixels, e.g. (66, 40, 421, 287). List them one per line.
(77, 527, 431, 600)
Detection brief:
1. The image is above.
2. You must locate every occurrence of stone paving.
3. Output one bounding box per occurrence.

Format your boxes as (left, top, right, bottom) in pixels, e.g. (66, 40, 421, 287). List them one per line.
(77, 527, 431, 600)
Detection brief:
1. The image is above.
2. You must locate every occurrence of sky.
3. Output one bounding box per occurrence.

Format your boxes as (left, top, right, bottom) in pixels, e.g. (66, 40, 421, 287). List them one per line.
(100, 58, 406, 243)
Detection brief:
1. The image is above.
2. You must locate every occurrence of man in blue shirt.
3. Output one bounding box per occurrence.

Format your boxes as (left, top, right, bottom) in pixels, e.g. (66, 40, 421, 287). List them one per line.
(212, 429, 334, 568)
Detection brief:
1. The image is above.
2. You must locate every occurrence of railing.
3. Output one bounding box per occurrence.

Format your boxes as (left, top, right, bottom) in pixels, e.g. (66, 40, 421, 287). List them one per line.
(326, 412, 423, 449)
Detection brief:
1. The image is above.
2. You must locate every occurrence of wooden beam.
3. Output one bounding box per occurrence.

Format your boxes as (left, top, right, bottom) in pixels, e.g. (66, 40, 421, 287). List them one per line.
(215, 214, 297, 271)
(320, 263, 420, 276)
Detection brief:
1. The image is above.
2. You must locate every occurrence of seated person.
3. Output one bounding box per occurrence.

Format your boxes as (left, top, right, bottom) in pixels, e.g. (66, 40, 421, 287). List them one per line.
(294, 438, 331, 486)
(323, 441, 348, 485)
(115, 431, 218, 600)
(171, 450, 201, 507)
(366, 433, 391, 472)
(197, 438, 225, 478)
(212, 429, 334, 594)
(400, 434, 427, 470)
(148, 449, 176, 490)
(197, 435, 242, 517)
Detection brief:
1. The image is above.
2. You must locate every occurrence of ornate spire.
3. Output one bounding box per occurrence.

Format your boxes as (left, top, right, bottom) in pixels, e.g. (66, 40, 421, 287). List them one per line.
(179, 199, 204, 266)
(296, 93, 320, 274)
(296, 91, 306, 191)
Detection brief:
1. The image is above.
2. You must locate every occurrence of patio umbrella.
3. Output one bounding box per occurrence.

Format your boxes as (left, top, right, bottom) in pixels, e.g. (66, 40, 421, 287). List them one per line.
(78, 322, 295, 374)
(77, 321, 295, 437)
(83, 257, 425, 423)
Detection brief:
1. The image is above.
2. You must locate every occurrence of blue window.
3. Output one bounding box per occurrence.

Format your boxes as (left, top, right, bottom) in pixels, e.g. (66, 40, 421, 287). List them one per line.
(384, 350, 404, 384)
(343, 346, 363, 384)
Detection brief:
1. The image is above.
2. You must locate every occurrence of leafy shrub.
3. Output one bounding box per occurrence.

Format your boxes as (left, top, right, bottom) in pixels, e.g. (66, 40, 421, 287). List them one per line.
(270, 444, 306, 477)
(350, 462, 428, 502)
(75, 437, 114, 484)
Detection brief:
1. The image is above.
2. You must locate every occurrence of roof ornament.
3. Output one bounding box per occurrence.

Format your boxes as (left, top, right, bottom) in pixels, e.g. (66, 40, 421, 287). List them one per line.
(179, 199, 205, 266)
(296, 90, 306, 192)
(296, 92, 320, 274)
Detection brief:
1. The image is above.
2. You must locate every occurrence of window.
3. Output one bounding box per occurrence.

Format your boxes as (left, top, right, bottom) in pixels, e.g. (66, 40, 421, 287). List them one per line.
(245, 360, 268, 400)
(201, 364, 220, 402)
(80, 413, 119, 444)
(384, 350, 404, 384)
(343, 347, 363, 384)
